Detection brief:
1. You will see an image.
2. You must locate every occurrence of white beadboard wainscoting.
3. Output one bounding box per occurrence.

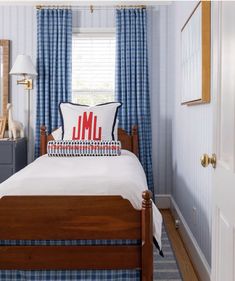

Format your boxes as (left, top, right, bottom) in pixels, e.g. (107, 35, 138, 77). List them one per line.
(167, 0, 213, 270)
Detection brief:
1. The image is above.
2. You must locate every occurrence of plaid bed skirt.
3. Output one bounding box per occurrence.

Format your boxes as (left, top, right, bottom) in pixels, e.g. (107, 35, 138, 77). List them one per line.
(0, 270, 140, 280)
(0, 240, 140, 281)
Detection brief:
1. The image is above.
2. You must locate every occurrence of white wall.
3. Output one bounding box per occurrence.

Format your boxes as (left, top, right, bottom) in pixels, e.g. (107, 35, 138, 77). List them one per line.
(149, 6, 173, 195)
(167, 1, 213, 266)
(0, 6, 36, 161)
(72, 8, 115, 27)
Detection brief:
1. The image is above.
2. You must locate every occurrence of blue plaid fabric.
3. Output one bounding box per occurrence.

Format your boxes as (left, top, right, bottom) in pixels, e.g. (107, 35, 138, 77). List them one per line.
(0, 270, 140, 280)
(0, 240, 140, 280)
(115, 9, 154, 195)
(35, 8, 72, 158)
(0, 240, 139, 246)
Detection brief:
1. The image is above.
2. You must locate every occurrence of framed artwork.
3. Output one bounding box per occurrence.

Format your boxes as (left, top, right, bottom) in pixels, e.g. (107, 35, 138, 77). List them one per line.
(181, 1, 211, 105)
(0, 117, 6, 138)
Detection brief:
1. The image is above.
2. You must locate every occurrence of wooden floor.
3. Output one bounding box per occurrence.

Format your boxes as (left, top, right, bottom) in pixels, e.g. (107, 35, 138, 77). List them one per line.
(161, 210, 200, 281)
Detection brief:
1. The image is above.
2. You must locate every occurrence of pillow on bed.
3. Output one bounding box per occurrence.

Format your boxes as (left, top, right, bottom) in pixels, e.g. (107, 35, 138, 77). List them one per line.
(47, 140, 121, 157)
(59, 102, 121, 141)
(51, 127, 63, 140)
(52, 120, 119, 141)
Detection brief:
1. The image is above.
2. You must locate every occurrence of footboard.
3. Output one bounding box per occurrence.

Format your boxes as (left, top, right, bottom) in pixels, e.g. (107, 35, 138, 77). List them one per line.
(0, 191, 153, 280)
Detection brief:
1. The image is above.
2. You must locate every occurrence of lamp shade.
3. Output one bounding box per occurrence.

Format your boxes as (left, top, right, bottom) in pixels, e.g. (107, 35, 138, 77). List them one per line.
(10, 55, 37, 77)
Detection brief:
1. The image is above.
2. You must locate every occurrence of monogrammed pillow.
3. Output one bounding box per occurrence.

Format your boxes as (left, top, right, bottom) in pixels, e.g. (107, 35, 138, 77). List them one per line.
(59, 102, 121, 141)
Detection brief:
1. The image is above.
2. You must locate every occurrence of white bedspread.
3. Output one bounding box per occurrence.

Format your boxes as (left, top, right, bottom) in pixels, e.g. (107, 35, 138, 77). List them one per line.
(0, 150, 162, 248)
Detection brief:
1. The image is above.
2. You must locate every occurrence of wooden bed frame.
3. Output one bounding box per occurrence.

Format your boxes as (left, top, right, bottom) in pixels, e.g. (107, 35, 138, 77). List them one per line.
(0, 125, 153, 281)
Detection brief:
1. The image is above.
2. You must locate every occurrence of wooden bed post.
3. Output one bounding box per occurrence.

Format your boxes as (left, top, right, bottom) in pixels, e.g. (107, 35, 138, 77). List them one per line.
(132, 125, 139, 157)
(40, 125, 47, 156)
(141, 190, 153, 281)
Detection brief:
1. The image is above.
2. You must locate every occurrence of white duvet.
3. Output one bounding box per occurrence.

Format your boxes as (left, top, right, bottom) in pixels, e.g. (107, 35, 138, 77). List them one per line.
(0, 150, 162, 248)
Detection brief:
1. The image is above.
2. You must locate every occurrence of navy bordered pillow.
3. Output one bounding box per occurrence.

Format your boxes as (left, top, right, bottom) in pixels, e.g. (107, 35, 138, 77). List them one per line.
(59, 102, 122, 141)
(47, 140, 121, 157)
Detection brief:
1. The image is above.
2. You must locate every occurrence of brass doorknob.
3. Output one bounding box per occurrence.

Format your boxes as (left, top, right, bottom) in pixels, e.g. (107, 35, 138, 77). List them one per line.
(200, 153, 216, 168)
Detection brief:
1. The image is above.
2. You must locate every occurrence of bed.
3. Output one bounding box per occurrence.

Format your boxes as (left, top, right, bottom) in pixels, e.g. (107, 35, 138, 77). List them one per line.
(0, 125, 162, 281)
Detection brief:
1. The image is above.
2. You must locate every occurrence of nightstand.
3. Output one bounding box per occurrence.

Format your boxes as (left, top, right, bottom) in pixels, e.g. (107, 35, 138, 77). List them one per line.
(0, 138, 27, 183)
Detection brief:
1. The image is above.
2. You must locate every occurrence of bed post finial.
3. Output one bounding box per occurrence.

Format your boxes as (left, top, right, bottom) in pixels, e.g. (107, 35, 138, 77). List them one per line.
(142, 190, 152, 208)
(40, 125, 47, 156)
(132, 125, 137, 135)
(141, 190, 153, 281)
(132, 125, 139, 157)
(40, 125, 46, 135)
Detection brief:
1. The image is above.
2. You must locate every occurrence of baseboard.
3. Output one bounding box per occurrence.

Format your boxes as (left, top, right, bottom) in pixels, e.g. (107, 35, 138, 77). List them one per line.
(155, 194, 171, 209)
(170, 196, 211, 281)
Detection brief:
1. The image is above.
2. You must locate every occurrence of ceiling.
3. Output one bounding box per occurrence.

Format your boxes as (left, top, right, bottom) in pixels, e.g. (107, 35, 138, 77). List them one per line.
(0, 0, 172, 6)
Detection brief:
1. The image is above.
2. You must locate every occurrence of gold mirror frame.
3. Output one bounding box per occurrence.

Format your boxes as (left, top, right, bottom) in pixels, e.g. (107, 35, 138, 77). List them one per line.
(0, 40, 10, 117)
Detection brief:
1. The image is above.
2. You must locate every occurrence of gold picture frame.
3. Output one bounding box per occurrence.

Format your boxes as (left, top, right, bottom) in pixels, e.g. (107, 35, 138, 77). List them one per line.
(0, 117, 6, 138)
(181, 1, 211, 105)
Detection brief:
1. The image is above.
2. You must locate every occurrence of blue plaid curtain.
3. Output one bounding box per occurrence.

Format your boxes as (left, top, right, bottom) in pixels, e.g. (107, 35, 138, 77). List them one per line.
(115, 8, 154, 194)
(35, 8, 72, 157)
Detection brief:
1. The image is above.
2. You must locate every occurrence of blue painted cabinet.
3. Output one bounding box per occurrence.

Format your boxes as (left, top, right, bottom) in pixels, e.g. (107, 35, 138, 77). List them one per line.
(0, 138, 27, 183)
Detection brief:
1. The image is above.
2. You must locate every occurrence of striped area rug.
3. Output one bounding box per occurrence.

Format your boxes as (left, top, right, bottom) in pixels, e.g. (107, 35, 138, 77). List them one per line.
(154, 225, 183, 281)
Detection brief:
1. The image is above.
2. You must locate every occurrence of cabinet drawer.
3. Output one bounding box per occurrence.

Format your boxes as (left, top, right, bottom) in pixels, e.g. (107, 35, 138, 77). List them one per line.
(0, 143, 13, 164)
(0, 166, 13, 183)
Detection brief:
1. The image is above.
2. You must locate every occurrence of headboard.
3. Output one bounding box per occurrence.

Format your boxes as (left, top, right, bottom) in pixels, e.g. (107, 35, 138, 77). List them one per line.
(40, 125, 139, 157)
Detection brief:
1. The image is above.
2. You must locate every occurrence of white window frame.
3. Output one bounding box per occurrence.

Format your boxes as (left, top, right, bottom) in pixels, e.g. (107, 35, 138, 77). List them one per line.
(73, 27, 116, 36)
(72, 28, 116, 105)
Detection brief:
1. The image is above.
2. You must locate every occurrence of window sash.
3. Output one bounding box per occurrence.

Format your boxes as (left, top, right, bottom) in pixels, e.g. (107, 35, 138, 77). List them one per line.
(72, 29, 116, 105)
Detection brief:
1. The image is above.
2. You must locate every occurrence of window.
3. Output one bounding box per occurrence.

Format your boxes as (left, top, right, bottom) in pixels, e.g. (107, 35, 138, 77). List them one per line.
(72, 29, 116, 106)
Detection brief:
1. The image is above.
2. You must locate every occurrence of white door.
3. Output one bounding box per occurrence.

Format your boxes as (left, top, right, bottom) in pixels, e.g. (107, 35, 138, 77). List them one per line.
(211, 2, 235, 281)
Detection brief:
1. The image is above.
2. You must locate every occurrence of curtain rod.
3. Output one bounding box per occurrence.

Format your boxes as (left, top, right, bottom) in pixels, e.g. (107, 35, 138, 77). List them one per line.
(36, 4, 146, 12)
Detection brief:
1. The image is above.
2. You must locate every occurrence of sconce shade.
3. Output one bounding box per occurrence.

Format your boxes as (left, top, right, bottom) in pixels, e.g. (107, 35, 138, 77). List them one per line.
(10, 55, 37, 77)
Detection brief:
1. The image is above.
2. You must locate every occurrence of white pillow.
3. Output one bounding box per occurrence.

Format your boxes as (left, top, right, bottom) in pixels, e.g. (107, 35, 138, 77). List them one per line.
(51, 126, 63, 140)
(59, 102, 121, 141)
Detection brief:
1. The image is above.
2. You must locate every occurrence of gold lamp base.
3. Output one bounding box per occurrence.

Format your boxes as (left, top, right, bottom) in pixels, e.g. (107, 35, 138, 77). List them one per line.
(17, 78, 33, 90)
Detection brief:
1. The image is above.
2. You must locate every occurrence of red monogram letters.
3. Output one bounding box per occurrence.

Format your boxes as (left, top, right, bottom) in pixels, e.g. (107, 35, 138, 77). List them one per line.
(72, 112, 102, 140)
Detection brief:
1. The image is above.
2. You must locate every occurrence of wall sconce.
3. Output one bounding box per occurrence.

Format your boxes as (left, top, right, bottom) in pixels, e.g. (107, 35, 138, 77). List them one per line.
(9, 55, 37, 159)
(10, 54, 37, 90)
(16, 74, 33, 90)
